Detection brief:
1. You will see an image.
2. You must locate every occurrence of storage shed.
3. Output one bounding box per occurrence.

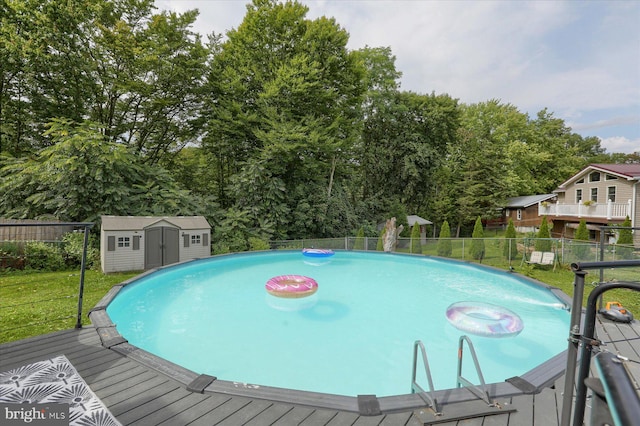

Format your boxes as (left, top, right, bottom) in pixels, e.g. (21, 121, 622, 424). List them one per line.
(100, 216, 211, 273)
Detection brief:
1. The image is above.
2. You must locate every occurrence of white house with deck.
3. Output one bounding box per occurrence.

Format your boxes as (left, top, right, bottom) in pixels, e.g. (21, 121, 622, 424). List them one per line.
(100, 216, 211, 273)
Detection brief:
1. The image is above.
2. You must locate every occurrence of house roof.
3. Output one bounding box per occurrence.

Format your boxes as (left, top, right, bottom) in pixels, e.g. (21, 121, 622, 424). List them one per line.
(101, 216, 210, 231)
(556, 163, 640, 191)
(407, 215, 433, 226)
(506, 194, 556, 208)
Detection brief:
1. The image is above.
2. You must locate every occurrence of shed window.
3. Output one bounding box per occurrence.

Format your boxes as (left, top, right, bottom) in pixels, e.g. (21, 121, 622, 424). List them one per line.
(133, 235, 141, 250)
(118, 237, 130, 248)
(191, 234, 201, 245)
(183, 233, 190, 247)
(607, 186, 616, 202)
(107, 236, 115, 251)
(202, 233, 209, 247)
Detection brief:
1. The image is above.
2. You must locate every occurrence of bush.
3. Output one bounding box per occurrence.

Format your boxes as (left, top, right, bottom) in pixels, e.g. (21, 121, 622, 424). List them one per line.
(503, 219, 518, 260)
(248, 237, 270, 251)
(573, 220, 590, 260)
(0, 242, 25, 271)
(437, 221, 452, 257)
(535, 216, 552, 252)
(615, 216, 634, 259)
(410, 223, 421, 254)
(354, 227, 365, 250)
(376, 229, 385, 251)
(24, 241, 65, 271)
(62, 232, 99, 269)
(470, 217, 485, 261)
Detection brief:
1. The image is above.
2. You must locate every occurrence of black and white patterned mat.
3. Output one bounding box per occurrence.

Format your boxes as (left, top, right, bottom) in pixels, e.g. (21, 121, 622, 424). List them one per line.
(0, 355, 121, 426)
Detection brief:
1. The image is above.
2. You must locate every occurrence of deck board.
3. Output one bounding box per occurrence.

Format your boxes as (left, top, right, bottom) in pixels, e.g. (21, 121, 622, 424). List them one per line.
(2, 317, 639, 426)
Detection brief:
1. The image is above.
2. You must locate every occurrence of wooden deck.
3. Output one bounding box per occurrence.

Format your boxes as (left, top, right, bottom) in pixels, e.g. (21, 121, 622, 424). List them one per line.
(2, 316, 639, 426)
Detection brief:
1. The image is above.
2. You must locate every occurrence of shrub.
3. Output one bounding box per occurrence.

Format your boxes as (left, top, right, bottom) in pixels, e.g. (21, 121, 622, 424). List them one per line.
(437, 221, 452, 257)
(62, 232, 99, 269)
(410, 223, 421, 254)
(470, 217, 485, 261)
(248, 237, 270, 251)
(535, 216, 552, 252)
(354, 227, 365, 250)
(573, 220, 590, 260)
(616, 216, 634, 259)
(376, 229, 385, 251)
(24, 241, 65, 271)
(503, 218, 518, 261)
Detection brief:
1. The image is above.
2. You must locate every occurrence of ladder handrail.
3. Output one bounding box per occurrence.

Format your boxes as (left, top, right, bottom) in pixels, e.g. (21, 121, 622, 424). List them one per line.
(457, 335, 494, 406)
(411, 340, 441, 415)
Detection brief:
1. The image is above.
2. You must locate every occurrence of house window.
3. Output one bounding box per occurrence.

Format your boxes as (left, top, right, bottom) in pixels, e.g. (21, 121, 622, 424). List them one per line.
(191, 234, 201, 245)
(576, 189, 582, 202)
(590, 188, 598, 202)
(118, 237, 130, 248)
(605, 174, 618, 181)
(589, 172, 600, 182)
(517, 209, 522, 220)
(576, 178, 585, 184)
(607, 186, 616, 202)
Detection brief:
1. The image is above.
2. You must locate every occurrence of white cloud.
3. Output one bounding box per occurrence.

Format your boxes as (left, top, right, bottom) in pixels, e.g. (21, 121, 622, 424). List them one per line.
(598, 136, 640, 154)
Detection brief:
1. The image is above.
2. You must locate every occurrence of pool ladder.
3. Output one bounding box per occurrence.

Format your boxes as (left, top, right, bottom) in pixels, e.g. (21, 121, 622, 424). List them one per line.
(412, 336, 495, 414)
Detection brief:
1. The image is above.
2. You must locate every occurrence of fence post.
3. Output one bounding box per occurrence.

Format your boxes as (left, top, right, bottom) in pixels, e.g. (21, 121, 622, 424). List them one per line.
(75, 225, 90, 329)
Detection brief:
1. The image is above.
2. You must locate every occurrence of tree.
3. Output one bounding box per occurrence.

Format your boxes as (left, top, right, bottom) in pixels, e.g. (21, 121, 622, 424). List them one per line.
(615, 216, 634, 259)
(0, 119, 204, 222)
(573, 220, 591, 261)
(503, 218, 518, 261)
(470, 217, 485, 261)
(535, 216, 552, 252)
(437, 220, 452, 257)
(410, 222, 421, 254)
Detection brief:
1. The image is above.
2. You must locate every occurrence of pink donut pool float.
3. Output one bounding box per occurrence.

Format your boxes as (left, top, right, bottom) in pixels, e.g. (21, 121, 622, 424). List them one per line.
(446, 301, 524, 338)
(266, 275, 318, 298)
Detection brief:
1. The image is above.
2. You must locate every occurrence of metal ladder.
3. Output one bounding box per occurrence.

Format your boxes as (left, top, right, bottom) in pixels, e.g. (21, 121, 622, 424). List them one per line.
(411, 340, 441, 415)
(456, 335, 496, 406)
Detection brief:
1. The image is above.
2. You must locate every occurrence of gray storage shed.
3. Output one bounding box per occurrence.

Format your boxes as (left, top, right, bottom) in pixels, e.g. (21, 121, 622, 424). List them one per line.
(100, 215, 211, 273)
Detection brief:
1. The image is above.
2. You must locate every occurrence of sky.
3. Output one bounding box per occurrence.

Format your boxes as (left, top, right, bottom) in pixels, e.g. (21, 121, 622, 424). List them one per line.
(155, 0, 640, 154)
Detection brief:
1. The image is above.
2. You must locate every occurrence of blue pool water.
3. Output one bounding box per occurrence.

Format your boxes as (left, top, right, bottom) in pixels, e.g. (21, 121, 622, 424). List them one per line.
(106, 251, 571, 397)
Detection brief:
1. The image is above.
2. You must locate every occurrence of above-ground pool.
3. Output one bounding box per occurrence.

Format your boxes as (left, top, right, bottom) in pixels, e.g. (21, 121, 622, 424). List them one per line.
(105, 251, 571, 398)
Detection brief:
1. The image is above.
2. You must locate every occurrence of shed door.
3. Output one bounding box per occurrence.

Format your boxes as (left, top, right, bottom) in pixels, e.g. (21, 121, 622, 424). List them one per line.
(144, 227, 180, 269)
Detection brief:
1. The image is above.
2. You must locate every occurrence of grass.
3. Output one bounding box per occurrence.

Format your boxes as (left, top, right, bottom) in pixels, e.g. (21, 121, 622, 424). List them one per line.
(1, 244, 638, 344)
(0, 269, 139, 343)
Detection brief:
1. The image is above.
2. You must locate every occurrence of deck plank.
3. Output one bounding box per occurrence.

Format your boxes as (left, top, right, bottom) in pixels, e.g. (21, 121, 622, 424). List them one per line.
(2, 317, 640, 426)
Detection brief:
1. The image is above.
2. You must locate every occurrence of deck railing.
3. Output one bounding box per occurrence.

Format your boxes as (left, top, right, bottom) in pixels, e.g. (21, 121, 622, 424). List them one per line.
(539, 199, 631, 219)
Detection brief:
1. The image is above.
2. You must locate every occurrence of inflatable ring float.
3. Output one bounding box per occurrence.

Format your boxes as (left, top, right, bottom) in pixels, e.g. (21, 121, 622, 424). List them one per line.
(266, 275, 318, 298)
(302, 248, 335, 258)
(446, 301, 524, 338)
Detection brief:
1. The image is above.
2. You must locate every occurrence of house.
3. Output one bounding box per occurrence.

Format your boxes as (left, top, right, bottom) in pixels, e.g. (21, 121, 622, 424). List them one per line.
(543, 164, 640, 244)
(100, 216, 211, 273)
(504, 194, 557, 233)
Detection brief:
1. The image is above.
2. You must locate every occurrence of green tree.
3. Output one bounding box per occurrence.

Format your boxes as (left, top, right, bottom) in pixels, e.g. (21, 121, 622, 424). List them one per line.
(437, 220, 452, 257)
(0, 119, 204, 222)
(573, 220, 591, 260)
(503, 218, 518, 261)
(615, 216, 634, 259)
(470, 217, 485, 261)
(410, 222, 421, 254)
(535, 216, 552, 252)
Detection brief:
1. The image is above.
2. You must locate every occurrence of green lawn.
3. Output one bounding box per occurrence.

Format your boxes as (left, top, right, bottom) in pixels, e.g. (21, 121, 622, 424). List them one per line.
(1, 249, 638, 344)
(0, 269, 138, 343)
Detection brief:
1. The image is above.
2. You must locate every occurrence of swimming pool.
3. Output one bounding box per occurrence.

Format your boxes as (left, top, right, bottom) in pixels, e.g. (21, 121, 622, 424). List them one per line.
(104, 251, 571, 399)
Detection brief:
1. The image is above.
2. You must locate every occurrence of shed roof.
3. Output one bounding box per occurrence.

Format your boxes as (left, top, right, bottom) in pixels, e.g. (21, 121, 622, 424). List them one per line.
(506, 194, 556, 208)
(101, 216, 210, 231)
